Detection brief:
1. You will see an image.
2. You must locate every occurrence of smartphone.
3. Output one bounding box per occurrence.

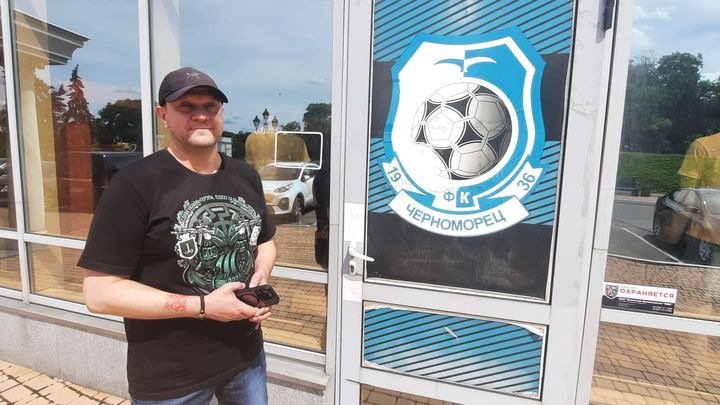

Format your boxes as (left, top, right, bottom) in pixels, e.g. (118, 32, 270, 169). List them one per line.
(234, 284, 280, 308)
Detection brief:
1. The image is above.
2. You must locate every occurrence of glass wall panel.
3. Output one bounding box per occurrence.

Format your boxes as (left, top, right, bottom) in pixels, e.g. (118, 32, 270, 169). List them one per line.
(0, 10, 17, 231)
(262, 276, 326, 352)
(0, 239, 20, 290)
(29, 243, 83, 303)
(605, 0, 720, 320)
(151, 0, 333, 272)
(361, 385, 459, 405)
(13, 0, 143, 240)
(591, 323, 720, 404)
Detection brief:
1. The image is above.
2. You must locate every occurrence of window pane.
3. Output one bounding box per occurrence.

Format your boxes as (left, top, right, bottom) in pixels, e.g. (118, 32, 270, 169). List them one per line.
(607, 0, 720, 320)
(29, 243, 83, 303)
(262, 276, 326, 352)
(151, 0, 332, 272)
(0, 10, 17, 231)
(13, 0, 143, 239)
(591, 323, 720, 404)
(0, 239, 20, 291)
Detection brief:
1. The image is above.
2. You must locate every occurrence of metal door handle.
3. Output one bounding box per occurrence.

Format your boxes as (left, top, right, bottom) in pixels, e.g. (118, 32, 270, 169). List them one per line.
(348, 245, 374, 262)
(347, 245, 374, 276)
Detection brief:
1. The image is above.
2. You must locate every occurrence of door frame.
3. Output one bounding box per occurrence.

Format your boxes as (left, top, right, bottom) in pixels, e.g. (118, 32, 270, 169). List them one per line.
(332, 0, 625, 403)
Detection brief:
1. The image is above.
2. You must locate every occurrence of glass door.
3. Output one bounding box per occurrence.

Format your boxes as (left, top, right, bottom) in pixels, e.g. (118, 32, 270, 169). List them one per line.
(337, 0, 626, 403)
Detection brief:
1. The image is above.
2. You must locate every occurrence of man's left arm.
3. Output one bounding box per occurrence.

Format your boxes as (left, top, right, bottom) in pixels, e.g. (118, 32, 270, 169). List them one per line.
(249, 240, 276, 287)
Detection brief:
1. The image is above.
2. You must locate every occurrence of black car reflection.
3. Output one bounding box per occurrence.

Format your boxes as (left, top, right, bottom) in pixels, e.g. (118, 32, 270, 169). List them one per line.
(0, 158, 8, 207)
(88, 151, 143, 206)
(653, 188, 720, 264)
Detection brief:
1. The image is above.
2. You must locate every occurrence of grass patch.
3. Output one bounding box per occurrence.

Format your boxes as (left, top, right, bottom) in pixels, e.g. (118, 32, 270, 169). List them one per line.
(616, 152, 685, 194)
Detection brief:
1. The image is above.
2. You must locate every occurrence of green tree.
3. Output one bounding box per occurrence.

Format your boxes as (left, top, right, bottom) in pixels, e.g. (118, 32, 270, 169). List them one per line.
(302, 103, 331, 161)
(63, 65, 93, 124)
(281, 120, 302, 131)
(95, 99, 141, 146)
(620, 52, 720, 154)
(621, 55, 663, 152)
(655, 52, 705, 153)
(51, 85, 67, 139)
(231, 130, 251, 159)
(698, 77, 720, 134)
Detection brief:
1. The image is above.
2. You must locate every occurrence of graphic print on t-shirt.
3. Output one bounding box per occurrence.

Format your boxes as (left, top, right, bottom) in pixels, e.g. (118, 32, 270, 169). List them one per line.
(172, 194, 262, 293)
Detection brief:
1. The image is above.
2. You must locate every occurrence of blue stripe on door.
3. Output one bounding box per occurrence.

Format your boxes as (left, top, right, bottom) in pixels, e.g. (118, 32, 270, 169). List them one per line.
(363, 306, 544, 397)
(373, 0, 574, 61)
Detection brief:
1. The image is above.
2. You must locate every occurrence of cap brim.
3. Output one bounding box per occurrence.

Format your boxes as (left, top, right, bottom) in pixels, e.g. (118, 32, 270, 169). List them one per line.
(163, 85, 228, 104)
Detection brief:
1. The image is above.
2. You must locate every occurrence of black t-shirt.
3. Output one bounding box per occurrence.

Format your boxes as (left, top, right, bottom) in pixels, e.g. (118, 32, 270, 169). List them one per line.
(78, 149, 276, 400)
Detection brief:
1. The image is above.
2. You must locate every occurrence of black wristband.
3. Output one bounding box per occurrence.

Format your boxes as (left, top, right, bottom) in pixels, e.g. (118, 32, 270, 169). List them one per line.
(198, 295, 206, 320)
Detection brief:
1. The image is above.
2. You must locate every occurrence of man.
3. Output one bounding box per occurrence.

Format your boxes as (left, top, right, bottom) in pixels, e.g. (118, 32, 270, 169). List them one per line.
(79, 67, 276, 404)
(677, 132, 720, 189)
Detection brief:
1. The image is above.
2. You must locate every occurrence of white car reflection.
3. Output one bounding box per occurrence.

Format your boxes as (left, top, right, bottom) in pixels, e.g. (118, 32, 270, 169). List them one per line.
(260, 164, 316, 222)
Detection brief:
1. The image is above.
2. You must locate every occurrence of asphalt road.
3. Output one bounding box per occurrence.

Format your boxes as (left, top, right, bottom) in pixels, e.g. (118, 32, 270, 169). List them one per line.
(609, 197, 692, 264)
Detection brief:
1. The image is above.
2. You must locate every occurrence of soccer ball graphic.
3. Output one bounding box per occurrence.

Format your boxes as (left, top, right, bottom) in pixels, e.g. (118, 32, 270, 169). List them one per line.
(411, 83, 512, 180)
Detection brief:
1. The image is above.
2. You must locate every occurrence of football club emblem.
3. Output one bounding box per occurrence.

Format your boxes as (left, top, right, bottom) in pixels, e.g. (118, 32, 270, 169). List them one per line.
(381, 29, 546, 236)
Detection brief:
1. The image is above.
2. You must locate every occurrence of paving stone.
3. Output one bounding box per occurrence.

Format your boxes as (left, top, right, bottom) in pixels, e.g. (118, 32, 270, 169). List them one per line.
(79, 388, 98, 397)
(658, 389, 677, 402)
(0, 362, 10, 371)
(17, 371, 40, 383)
(592, 387, 625, 400)
(0, 378, 18, 392)
(4, 365, 33, 378)
(26, 398, 50, 405)
(103, 395, 125, 405)
(46, 387, 81, 405)
(595, 378, 615, 389)
(67, 396, 99, 405)
(672, 394, 695, 404)
(24, 375, 56, 391)
(16, 393, 39, 405)
(622, 392, 648, 404)
(0, 384, 33, 403)
(628, 384, 651, 397)
(366, 391, 397, 405)
(39, 382, 66, 396)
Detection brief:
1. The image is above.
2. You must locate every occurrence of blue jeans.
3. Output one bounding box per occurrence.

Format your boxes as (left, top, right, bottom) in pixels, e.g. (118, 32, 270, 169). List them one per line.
(131, 351, 268, 405)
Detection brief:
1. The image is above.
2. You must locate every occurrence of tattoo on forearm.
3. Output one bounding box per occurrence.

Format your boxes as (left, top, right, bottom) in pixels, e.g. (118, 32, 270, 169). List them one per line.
(163, 294, 188, 312)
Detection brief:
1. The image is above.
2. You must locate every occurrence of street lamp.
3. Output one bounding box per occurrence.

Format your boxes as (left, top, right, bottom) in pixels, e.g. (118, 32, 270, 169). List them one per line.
(252, 115, 260, 131)
(271, 116, 278, 131)
(262, 108, 270, 130)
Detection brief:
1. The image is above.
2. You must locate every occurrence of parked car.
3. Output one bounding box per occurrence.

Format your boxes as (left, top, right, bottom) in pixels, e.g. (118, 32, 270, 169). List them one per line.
(259, 163, 316, 222)
(653, 188, 720, 263)
(0, 158, 8, 207)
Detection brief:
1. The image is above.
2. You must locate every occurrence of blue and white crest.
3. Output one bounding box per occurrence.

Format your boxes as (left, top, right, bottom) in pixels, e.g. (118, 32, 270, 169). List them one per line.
(381, 29, 546, 237)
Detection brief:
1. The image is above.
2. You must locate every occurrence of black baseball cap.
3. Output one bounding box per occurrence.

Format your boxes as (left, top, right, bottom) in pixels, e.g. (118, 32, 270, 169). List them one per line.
(158, 67, 228, 105)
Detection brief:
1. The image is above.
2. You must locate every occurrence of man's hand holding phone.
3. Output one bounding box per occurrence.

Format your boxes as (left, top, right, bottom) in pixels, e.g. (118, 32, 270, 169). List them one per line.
(202, 282, 272, 323)
(234, 284, 280, 308)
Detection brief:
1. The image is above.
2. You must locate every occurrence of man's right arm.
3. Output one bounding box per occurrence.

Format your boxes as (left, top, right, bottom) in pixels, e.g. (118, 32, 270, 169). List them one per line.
(83, 270, 271, 323)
